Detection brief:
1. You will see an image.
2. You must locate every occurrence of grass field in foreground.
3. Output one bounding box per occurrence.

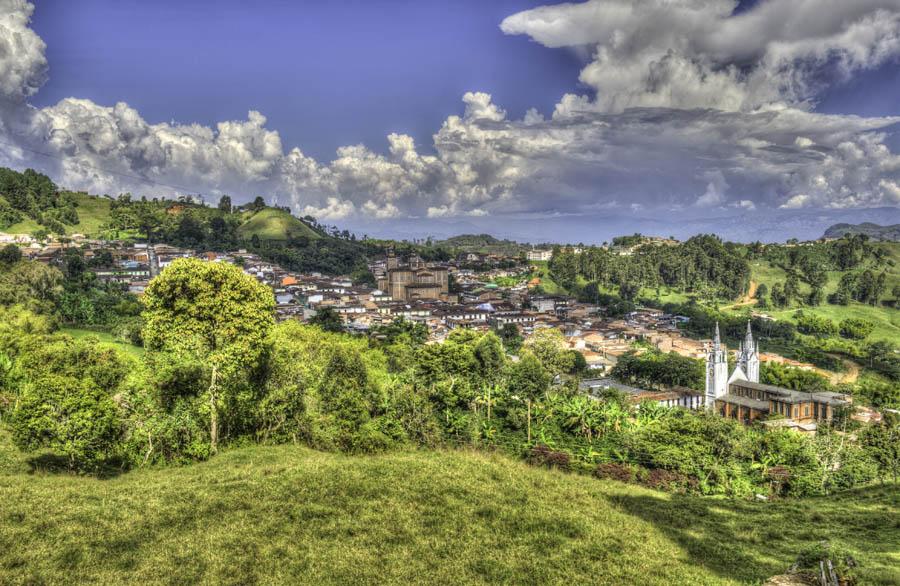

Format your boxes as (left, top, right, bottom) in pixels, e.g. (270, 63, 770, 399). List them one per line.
(0, 435, 897, 585)
(60, 327, 145, 358)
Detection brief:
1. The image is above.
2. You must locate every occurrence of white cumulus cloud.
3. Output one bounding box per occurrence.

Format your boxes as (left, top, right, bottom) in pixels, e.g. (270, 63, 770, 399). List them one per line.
(0, 0, 897, 224)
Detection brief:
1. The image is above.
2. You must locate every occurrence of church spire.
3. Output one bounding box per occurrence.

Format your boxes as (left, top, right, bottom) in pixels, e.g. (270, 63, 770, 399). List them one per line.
(738, 319, 760, 383)
(714, 321, 721, 348)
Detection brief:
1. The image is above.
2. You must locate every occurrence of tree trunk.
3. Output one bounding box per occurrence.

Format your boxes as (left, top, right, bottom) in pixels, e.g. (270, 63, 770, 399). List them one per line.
(527, 399, 532, 444)
(209, 364, 219, 455)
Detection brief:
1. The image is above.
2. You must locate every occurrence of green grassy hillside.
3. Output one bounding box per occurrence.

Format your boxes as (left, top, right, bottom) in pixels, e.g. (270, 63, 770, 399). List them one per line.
(238, 208, 322, 242)
(1, 436, 897, 585)
(738, 243, 900, 341)
(3, 192, 112, 237)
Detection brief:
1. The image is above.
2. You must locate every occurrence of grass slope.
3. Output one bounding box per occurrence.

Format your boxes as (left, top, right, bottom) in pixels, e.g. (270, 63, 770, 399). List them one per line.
(3, 192, 112, 237)
(739, 245, 900, 342)
(0, 438, 897, 585)
(238, 208, 321, 242)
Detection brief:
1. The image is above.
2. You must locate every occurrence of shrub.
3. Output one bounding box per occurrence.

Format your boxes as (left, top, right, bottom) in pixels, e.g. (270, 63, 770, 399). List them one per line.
(594, 462, 635, 483)
(11, 375, 122, 470)
(795, 541, 858, 584)
(528, 444, 570, 470)
(839, 318, 875, 340)
(795, 311, 837, 337)
(641, 468, 699, 493)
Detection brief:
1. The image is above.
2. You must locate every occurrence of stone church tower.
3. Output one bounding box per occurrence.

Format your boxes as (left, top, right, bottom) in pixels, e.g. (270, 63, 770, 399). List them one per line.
(705, 322, 729, 409)
(736, 320, 760, 383)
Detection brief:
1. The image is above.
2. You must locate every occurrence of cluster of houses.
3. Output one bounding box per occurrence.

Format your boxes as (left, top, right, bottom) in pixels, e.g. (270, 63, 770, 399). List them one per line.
(11, 235, 864, 433)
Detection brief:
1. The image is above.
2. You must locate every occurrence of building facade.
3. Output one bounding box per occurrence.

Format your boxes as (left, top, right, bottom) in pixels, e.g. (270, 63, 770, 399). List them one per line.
(376, 252, 449, 301)
(526, 249, 553, 262)
(705, 322, 849, 427)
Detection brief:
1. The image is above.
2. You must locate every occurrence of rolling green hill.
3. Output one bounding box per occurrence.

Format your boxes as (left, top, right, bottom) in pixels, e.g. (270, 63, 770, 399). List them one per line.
(1, 436, 897, 585)
(237, 207, 322, 242)
(1, 192, 324, 244)
(3, 192, 112, 237)
(438, 233, 527, 256)
(823, 223, 900, 242)
(735, 243, 900, 342)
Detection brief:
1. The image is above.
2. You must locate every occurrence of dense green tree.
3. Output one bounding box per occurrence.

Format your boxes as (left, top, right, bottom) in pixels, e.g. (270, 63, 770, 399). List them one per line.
(611, 349, 704, 390)
(0, 244, 22, 266)
(317, 348, 386, 452)
(0, 259, 64, 312)
(217, 195, 232, 213)
(754, 283, 768, 308)
(142, 258, 275, 452)
(473, 331, 505, 385)
(524, 328, 573, 376)
(11, 375, 122, 470)
(770, 282, 786, 307)
(496, 323, 523, 354)
(309, 307, 344, 332)
(783, 273, 800, 306)
(860, 414, 899, 484)
(795, 311, 837, 337)
(507, 351, 550, 403)
(760, 362, 830, 391)
(839, 318, 875, 340)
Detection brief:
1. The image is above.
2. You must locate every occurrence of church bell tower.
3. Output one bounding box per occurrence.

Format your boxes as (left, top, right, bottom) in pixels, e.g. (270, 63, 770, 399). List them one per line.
(737, 320, 760, 383)
(705, 322, 729, 409)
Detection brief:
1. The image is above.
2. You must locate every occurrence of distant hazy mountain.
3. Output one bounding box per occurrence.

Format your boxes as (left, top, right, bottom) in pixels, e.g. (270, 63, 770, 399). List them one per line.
(823, 222, 900, 241)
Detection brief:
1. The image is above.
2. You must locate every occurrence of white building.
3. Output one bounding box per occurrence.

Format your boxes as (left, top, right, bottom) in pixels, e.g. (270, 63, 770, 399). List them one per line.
(526, 249, 553, 262)
(705, 321, 761, 408)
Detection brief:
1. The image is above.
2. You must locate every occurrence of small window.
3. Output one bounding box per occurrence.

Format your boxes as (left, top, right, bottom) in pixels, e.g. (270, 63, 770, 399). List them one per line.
(804, 405, 809, 417)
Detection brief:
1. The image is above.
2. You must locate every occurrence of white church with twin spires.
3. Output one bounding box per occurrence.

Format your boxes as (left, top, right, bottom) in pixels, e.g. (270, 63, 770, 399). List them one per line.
(705, 321, 760, 407)
(704, 321, 848, 427)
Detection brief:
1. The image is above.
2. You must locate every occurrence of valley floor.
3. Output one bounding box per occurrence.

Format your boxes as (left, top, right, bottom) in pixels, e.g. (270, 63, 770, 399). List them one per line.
(0, 438, 898, 585)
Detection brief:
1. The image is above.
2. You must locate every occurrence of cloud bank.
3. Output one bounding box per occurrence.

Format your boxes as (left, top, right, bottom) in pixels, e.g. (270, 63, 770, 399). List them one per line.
(0, 0, 898, 224)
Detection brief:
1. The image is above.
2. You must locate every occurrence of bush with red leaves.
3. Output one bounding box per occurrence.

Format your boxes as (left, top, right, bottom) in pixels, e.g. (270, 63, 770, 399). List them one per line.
(593, 462, 635, 483)
(641, 468, 699, 493)
(528, 444, 570, 470)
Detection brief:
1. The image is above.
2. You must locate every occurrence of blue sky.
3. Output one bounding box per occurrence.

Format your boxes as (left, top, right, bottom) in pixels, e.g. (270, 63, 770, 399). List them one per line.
(30, 0, 900, 157)
(31, 0, 586, 160)
(2, 0, 899, 242)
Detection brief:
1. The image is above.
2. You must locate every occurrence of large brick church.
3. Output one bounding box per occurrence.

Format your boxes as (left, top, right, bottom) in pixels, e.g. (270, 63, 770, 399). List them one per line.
(705, 322, 848, 428)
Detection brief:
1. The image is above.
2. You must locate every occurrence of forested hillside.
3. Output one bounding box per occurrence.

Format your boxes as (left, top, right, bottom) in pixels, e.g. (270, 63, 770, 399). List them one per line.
(0, 167, 84, 235)
(823, 222, 900, 242)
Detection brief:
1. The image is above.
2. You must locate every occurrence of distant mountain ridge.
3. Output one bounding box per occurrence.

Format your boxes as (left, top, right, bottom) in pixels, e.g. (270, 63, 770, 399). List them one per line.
(823, 222, 900, 241)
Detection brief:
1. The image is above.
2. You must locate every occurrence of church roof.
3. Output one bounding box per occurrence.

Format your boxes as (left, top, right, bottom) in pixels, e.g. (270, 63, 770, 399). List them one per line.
(718, 394, 769, 410)
(730, 380, 849, 405)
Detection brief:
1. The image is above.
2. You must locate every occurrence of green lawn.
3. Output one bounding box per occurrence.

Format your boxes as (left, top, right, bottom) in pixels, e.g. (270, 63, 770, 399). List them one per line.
(765, 303, 900, 343)
(0, 436, 897, 585)
(60, 327, 145, 358)
(238, 208, 321, 242)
